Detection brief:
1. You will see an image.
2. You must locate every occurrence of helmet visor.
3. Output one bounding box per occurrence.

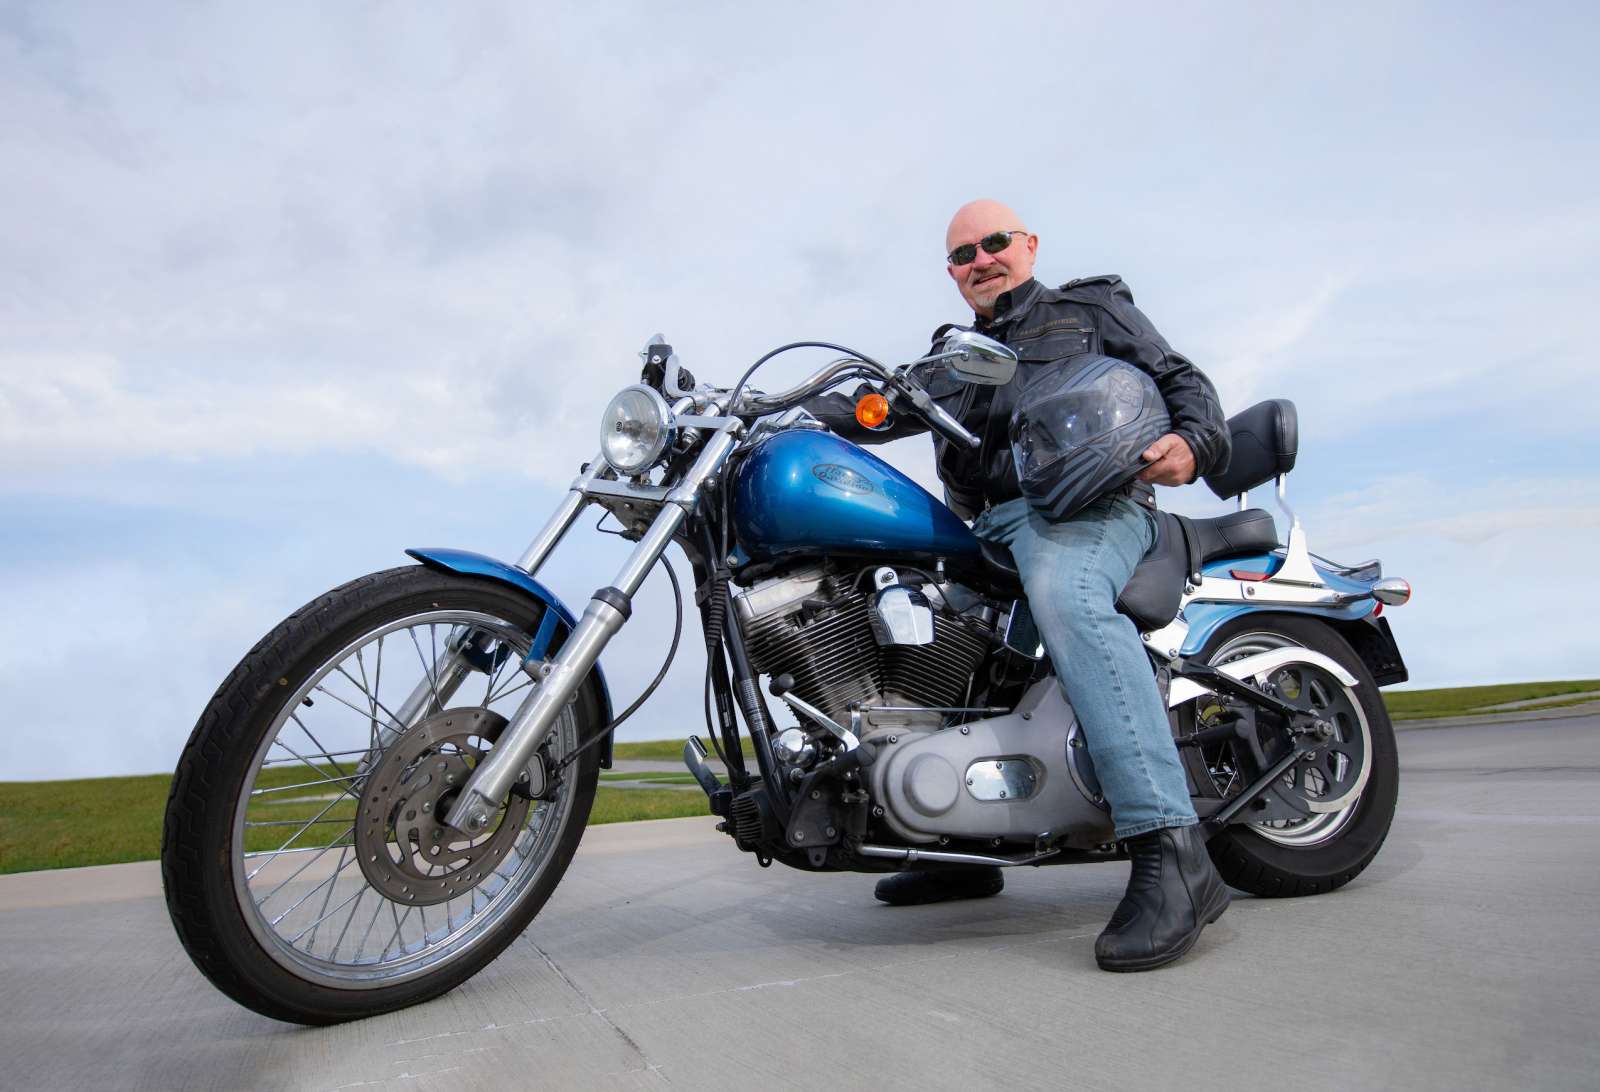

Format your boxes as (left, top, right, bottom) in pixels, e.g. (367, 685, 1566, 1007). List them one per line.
(1011, 364, 1149, 477)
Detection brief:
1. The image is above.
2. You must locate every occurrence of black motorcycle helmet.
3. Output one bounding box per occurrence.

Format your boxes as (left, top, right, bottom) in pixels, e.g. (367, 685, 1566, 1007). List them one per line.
(1008, 353, 1171, 522)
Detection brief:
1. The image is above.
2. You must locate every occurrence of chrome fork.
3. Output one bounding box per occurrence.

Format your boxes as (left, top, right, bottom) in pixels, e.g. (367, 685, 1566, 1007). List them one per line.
(371, 456, 609, 754)
(444, 419, 744, 833)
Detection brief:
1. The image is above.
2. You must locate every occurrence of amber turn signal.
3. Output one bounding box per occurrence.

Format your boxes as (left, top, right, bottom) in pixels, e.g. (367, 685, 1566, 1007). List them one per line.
(855, 392, 890, 430)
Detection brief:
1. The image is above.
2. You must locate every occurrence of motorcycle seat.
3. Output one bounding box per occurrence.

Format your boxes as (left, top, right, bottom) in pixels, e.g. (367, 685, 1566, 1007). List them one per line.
(975, 508, 1280, 633)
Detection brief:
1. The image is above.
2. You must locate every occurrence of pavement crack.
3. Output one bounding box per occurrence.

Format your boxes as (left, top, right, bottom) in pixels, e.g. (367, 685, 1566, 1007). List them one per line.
(588, 929, 1100, 1018)
(385, 1013, 588, 1048)
(325, 1066, 461, 1091)
(531, 940, 671, 1084)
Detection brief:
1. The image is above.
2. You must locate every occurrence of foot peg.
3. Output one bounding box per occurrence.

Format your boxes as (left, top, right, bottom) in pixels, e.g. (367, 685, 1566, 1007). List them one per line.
(683, 736, 724, 796)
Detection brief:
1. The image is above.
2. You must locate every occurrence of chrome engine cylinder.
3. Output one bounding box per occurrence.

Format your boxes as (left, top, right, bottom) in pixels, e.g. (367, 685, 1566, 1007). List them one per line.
(736, 565, 993, 726)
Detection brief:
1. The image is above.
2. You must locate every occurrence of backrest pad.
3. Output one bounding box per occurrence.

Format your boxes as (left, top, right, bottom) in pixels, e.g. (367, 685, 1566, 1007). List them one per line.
(1203, 399, 1298, 499)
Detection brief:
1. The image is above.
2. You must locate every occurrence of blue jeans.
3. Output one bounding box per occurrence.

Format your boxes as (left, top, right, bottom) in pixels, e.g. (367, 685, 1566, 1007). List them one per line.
(972, 495, 1197, 839)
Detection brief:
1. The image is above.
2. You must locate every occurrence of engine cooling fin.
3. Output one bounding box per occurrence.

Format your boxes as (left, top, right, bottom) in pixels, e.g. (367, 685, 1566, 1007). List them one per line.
(743, 588, 991, 723)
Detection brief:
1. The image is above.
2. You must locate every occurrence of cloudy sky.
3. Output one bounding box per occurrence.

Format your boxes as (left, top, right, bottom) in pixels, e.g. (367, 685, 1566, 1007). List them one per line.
(3, 2, 1596, 780)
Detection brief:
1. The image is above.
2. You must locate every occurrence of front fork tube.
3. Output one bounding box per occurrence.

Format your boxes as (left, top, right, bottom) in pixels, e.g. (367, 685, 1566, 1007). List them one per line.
(380, 456, 608, 751)
(446, 425, 743, 833)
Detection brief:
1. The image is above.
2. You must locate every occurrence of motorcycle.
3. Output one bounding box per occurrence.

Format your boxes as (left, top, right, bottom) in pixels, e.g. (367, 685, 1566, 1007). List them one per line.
(162, 331, 1411, 1023)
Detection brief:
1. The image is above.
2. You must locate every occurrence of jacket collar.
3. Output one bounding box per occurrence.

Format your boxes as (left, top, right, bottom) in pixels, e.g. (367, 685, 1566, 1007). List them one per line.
(975, 277, 1043, 330)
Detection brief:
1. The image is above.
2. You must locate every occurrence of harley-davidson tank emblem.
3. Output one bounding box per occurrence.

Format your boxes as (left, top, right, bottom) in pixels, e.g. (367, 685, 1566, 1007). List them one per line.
(811, 463, 876, 495)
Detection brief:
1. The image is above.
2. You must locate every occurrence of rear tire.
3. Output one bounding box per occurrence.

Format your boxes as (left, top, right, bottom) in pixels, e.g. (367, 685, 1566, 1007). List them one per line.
(1194, 614, 1399, 898)
(161, 566, 603, 1024)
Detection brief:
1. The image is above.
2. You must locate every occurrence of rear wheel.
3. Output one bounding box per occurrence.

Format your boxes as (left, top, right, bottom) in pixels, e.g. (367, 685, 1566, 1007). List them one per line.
(1189, 614, 1398, 897)
(161, 566, 602, 1024)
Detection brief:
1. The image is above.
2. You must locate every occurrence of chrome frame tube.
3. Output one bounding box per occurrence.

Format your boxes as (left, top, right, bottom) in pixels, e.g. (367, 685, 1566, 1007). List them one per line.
(445, 422, 743, 833)
(382, 456, 603, 748)
(738, 359, 883, 414)
(857, 844, 1061, 867)
(516, 453, 605, 574)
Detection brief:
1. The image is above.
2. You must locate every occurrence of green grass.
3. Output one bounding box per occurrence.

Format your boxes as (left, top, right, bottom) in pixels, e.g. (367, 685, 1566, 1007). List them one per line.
(598, 771, 699, 785)
(588, 788, 711, 825)
(1382, 679, 1600, 721)
(0, 774, 709, 876)
(610, 739, 696, 761)
(0, 773, 172, 876)
(6, 679, 1595, 875)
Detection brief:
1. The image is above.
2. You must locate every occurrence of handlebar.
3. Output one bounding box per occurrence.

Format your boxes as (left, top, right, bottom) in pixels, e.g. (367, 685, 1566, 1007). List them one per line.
(735, 357, 879, 414)
(719, 345, 981, 450)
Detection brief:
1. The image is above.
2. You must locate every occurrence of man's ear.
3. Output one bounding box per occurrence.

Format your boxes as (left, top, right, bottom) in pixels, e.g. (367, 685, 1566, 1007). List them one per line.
(946, 263, 961, 286)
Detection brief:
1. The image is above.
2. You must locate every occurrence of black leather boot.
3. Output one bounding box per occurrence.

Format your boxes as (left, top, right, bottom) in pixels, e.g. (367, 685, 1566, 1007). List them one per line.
(1095, 824, 1230, 971)
(874, 866, 1004, 906)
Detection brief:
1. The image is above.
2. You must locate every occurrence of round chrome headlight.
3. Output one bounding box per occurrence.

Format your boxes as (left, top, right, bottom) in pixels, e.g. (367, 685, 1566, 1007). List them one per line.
(599, 385, 674, 475)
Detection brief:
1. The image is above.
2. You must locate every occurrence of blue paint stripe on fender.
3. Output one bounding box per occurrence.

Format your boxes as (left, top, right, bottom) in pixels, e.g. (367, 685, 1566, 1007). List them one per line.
(527, 605, 561, 665)
(1179, 552, 1377, 656)
(404, 547, 612, 724)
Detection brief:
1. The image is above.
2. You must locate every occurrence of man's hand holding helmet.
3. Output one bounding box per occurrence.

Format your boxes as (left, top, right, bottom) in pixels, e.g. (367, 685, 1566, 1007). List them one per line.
(1135, 433, 1196, 486)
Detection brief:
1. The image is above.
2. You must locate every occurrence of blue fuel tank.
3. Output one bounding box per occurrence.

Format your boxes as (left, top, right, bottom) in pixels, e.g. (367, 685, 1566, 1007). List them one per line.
(732, 430, 982, 566)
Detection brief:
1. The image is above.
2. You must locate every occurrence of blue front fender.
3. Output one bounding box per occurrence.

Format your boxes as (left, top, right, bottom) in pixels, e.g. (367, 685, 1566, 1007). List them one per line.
(404, 547, 615, 768)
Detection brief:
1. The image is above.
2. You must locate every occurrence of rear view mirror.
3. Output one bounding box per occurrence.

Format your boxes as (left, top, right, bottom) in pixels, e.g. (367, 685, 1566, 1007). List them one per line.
(932, 329, 1018, 385)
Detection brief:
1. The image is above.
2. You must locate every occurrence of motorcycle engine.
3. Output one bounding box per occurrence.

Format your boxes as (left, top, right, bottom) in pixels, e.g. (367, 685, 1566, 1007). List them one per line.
(735, 563, 995, 730)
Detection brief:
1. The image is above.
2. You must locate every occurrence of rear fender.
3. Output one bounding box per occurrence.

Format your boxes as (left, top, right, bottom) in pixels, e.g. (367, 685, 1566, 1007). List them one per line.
(405, 547, 615, 768)
(1179, 552, 1407, 685)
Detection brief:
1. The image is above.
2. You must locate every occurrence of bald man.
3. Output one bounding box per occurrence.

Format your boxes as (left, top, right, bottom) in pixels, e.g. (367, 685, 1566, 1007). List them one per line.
(810, 200, 1233, 971)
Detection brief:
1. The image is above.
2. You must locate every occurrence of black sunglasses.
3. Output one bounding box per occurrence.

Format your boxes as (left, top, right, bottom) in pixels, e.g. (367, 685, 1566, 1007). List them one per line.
(947, 230, 1028, 266)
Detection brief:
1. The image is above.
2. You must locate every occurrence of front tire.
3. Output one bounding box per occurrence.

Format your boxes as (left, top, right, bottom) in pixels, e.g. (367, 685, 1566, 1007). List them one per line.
(1192, 614, 1399, 898)
(161, 566, 603, 1024)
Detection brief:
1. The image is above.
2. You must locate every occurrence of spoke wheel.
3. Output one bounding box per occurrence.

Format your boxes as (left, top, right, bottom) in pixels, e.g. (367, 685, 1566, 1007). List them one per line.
(163, 566, 603, 1023)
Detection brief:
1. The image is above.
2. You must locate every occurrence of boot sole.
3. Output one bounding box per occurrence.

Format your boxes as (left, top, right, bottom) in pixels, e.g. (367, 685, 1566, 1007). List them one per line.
(1095, 889, 1230, 973)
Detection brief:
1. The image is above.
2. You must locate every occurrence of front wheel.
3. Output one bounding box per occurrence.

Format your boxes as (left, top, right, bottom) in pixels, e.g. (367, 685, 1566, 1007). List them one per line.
(1188, 613, 1399, 898)
(161, 566, 603, 1024)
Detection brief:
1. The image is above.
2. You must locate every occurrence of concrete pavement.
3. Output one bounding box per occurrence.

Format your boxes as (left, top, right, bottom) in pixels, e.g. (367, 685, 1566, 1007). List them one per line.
(3, 715, 1598, 1091)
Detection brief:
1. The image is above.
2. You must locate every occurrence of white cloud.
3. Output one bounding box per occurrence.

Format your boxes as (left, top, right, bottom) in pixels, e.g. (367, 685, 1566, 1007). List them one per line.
(2, 3, 1599, 776)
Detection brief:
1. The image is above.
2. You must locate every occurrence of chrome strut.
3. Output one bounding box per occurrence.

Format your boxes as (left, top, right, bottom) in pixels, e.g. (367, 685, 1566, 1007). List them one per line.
(444, 422, 743, 833)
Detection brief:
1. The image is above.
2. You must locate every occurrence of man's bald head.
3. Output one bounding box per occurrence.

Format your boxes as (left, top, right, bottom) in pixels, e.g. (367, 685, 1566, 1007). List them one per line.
(944, 199, 1037, 319)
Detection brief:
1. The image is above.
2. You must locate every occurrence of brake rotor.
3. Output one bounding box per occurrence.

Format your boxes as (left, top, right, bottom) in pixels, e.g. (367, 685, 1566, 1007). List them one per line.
(355, 707, 530, 906)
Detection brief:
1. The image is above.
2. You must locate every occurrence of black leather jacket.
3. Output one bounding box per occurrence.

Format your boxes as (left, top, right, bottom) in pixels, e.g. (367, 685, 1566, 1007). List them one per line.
(807, 275, 1231, 518)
